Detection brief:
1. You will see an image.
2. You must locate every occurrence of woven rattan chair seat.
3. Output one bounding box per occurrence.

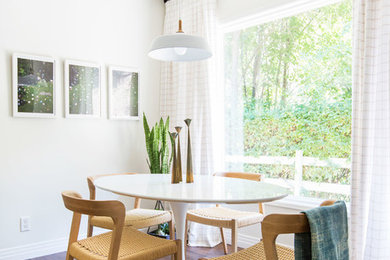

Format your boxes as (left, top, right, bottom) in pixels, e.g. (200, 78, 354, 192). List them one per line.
(187, 206, 263, 228)
(90, 208, 172, 229)
(206, 242, 294, 260)
(69, 227, 177, 260)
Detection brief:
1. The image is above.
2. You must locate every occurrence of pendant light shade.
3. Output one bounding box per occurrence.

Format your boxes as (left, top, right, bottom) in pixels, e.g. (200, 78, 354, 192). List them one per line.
(148, 33, 212, 62)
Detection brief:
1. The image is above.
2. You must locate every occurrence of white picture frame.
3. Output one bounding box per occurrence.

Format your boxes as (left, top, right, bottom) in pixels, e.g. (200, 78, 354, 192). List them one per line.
(108, 66, 140, 120)
(12, 53, 56, 118)
(64, 60, 101, 118)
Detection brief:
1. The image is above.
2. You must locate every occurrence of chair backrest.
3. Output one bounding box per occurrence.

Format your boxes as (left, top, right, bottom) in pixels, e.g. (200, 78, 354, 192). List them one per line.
(213, 172, 263, 214)
(62, 191, 126, 260)
(87, 173, 141, 208)
(261, 200, 336, 260)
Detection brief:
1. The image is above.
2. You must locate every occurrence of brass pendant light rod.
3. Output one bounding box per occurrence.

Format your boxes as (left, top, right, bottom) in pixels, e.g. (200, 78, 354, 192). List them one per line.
(177, 19, 184, 33)
(177, 0, 183, 33)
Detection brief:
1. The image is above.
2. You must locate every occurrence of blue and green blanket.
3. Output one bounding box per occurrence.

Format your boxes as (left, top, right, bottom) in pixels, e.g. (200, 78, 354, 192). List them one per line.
(294, 201, 349, 260)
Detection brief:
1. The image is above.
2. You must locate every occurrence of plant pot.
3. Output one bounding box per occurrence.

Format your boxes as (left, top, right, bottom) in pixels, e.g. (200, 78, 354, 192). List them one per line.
(147, 229, 171, 240)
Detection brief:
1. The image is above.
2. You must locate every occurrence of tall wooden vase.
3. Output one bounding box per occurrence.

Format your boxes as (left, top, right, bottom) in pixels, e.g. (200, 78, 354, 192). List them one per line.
(175, 126, 183, 182)
(170, 132, 180, 184)
(184, 119, 194, 183)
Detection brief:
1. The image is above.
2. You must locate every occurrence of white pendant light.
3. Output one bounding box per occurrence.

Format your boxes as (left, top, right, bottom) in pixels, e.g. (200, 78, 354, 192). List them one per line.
(148, 2, 212, 62)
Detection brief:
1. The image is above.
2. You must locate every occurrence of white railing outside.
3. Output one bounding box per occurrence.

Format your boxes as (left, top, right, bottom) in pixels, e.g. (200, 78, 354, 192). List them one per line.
(225, 150, 351, 196)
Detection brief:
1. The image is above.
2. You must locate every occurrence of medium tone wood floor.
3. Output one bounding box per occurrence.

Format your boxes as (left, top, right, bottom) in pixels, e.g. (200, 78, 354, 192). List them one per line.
(29, 244, 241, 260)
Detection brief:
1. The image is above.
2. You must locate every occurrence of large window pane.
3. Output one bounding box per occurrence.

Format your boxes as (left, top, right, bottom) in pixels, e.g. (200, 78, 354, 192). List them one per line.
(224, 0, 352, 200)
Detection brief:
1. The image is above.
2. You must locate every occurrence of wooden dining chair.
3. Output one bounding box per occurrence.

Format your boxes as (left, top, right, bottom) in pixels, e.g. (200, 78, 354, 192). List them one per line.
(87, 173, 174, 238)
(61, 191, 182, 260)
(262, 199, 336, 260)
(199, 200, 336, 260)
(185, 172, 264, 255)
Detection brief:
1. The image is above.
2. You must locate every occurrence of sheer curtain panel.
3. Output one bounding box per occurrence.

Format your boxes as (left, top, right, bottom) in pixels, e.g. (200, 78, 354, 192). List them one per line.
(159, 0, 221, 247)
(351, 0, 390, 259)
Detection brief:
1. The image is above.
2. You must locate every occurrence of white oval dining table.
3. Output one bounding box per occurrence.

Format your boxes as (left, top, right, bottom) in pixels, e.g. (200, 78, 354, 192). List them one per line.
(94, 174, 290, 259)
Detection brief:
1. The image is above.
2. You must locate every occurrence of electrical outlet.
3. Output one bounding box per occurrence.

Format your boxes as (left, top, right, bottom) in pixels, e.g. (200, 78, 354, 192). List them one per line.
(20, 216, 31, 232)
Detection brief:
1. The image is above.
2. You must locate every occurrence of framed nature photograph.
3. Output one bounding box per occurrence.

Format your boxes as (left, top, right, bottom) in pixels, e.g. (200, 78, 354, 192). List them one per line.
(65, 60, 101, 118)
(12, 53, 56, 118)
(108, 66, 139, 120)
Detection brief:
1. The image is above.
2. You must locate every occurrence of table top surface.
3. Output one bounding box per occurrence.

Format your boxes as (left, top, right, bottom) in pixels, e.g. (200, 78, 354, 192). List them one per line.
(94, 174, 290, 204)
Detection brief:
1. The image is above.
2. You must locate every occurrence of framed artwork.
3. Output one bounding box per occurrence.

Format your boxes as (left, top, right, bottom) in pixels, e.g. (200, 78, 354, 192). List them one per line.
(12, 53, 56, 118)
(64, 60, 101, 118)
(108, 66, 139, 120)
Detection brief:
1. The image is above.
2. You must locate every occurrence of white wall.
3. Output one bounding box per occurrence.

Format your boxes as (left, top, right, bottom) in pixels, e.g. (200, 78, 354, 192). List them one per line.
(0, 0, 164, 256)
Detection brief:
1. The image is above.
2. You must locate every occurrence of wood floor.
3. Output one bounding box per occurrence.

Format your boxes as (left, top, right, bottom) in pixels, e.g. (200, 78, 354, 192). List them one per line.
(29, 244, 241, 260)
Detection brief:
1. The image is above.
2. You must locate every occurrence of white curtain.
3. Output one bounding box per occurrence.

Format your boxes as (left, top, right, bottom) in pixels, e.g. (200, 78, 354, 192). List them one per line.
(351, 0, 390, 259)
(160, 0, 221, 247)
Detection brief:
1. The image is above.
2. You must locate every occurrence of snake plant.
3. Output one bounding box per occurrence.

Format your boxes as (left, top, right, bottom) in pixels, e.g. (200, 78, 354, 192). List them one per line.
(143, 113, 172, 173)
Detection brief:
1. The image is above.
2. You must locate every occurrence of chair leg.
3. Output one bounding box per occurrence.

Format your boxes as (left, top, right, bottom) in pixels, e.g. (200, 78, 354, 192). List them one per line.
(169, 220, 175, 240)
(220, 227, 228, 255)
(87, 216, 93, 237)
(184, 219, 189, 258)
(87, 224, 93, 237)
(169, 220, 176, 260)
(232, 220, 238, 253)
(174, 239, 182, 260)
(66, 252, 74, 260)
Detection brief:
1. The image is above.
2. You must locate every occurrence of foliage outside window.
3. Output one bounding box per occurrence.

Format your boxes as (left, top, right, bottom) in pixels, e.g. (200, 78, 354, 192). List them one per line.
(223, 0, 352, 200)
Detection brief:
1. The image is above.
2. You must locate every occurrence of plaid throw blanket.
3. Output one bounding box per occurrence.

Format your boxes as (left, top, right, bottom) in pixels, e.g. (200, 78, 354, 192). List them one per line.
(294, 201, 349, 260)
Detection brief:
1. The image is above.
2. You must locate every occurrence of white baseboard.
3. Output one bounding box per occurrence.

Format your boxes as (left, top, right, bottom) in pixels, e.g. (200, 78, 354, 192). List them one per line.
(233, 233, 261, 249)
(223, 230, 260, 249)
(223, 230, 293, 250)
(0, 237, 68, 260)
(0, 230, 106, 260)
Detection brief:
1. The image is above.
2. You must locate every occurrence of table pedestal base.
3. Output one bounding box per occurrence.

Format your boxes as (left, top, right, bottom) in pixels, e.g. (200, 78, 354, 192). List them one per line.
(170, 202, 190, 259)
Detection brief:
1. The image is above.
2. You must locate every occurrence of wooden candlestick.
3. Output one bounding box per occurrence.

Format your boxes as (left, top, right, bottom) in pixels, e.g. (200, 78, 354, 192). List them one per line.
(175, 126, 183, 182)
(184, 119, 194, 183)
(170, 132, 180, 184)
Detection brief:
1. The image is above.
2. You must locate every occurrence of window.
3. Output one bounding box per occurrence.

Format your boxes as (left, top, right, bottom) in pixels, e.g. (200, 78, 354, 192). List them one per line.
(223, 0, 352, 201)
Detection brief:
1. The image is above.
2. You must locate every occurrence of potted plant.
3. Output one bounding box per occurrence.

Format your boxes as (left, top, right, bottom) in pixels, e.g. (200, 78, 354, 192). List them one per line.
(143, 113, 173, 238)
(143, 113, 172, 174)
